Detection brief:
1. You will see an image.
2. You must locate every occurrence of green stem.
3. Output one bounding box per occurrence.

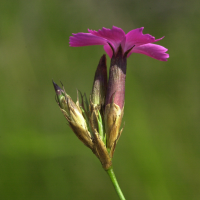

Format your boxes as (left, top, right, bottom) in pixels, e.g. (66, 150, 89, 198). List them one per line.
(106, 167, 126, 200)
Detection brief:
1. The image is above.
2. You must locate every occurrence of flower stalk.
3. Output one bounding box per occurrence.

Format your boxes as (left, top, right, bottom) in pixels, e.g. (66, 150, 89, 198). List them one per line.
(106, 167, 126, 200)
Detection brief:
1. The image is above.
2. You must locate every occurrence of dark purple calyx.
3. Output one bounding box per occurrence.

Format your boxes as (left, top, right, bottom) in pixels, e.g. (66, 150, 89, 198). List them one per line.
(105, 45, 127, 110)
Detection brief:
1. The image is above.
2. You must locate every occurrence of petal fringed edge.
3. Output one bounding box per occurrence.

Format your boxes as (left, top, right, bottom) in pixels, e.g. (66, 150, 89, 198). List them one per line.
(88, 26, 126, 51)
(129, 43, 169, 61)
(125, 27, 164, 52)
(69, 33, 107, 47)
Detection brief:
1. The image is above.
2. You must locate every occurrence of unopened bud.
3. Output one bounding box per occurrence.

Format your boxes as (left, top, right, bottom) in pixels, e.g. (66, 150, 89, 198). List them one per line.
(91, 54, 107, 107)
(53, 81, 70, 115)
(53, 81, 93, 149)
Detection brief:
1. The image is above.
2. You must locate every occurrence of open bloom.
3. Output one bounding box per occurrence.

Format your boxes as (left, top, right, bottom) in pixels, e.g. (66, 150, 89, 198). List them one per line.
(70, 26, 169, 150)
(69, 26, 169, 61)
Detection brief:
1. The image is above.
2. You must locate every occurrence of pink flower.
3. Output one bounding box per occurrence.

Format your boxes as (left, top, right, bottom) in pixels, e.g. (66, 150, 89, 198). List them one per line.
(69, 26, 169, 61)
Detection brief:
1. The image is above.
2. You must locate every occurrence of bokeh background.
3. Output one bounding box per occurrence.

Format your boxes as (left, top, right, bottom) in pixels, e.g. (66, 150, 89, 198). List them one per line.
(0, 0, 200, 199)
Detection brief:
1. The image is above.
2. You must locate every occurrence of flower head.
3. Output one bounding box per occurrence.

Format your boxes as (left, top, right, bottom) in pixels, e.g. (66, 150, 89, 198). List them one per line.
(69, 26, 169, 152)
(70, 26, 169, 61)
(53, 80, 112, 169)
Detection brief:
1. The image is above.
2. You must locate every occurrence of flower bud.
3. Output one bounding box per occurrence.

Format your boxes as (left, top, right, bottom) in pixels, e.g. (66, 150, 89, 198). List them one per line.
(53, 81, 70, 115)
(53, 81, 93, 149)
(91, 54, 107, 107)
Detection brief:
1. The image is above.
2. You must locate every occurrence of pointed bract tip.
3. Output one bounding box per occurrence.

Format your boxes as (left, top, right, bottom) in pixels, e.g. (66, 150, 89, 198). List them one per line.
(101, 54, 106, 62)
(52, 80, 63, 94)
(97, 54, 107, 70)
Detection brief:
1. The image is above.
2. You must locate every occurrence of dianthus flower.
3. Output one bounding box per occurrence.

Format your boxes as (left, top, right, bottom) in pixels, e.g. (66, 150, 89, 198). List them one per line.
(53, 26, 169, 199)
(69, 26, 169, 61)
(70, 26, 169, 149)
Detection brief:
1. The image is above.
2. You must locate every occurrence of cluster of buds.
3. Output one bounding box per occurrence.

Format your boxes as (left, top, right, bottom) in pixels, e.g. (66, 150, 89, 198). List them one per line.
(53, 26, 169, 170)
(53, 54, 124, 170)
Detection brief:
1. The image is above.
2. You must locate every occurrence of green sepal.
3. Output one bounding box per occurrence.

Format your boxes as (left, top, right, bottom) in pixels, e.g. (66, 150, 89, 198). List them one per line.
(80, 106, 91, 134)
(97, 110, 103, 141)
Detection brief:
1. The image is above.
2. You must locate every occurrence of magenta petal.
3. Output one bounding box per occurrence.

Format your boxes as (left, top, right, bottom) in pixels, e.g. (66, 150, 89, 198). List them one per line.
(103, 44, 113, 58)
(69, 33, 107, 47)
(125, 27, 164, 51)
(69, 26, 169, 61)
(129, 43, 169, 61)
(88, 26, 126, 51)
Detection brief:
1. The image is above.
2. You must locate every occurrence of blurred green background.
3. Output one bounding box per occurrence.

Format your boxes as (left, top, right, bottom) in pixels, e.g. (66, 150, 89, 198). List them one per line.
(0, 0, 199, 199)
